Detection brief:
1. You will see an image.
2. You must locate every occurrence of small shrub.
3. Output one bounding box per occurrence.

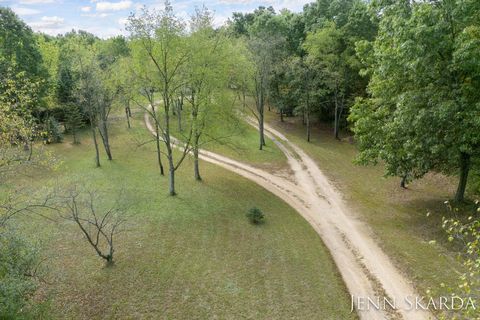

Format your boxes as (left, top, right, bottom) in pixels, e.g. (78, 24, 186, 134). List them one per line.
(246, 207, 265, 224)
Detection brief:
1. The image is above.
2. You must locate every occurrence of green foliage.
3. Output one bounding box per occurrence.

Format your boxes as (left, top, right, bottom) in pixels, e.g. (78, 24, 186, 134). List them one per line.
(246, 207, 265, 224)
(349, 0, 480, 200)
(0, 227, 40, 319)
(0, 7, 45, 79)
(65, 104, 84, 144)
(440, 201, 479, 319)
(43, 116, 63, 144)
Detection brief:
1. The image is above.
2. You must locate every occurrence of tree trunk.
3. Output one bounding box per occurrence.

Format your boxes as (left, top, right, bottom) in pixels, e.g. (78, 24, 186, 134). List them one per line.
(27, 141, 33, 161)
(194, 142, 201, 181)
(242, 90, 246, 109)
(98, 121, 112, 160)
(280, 108, 284, 122)
(306, 108, 311, 143)
(400, 175, 407, 189)
(151, 104, 164, 176)
(168, 156, 176, 196)
(177, 103, 182, 132)
(125, 104, 131, 129)
(334, 105, 339, 140)
(72, 128, 79, 144)
(164, 88, 176, 196)
(259, 115, 266, 150)
(334, 83, 340, 140)
(155, 125, 164, 176)
(454, 152, 470, 202)
(91, 125, 100, 168)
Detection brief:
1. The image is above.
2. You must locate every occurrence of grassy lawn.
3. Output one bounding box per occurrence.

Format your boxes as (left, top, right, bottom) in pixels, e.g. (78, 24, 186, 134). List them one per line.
(163, 99, 288, 171)
(264, 110, 466, 299)
(10, 114, 355, 319)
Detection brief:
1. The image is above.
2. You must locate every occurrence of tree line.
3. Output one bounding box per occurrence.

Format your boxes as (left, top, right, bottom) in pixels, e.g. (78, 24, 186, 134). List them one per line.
(228, 0, 479, 202)
(1, 0, 479, 200)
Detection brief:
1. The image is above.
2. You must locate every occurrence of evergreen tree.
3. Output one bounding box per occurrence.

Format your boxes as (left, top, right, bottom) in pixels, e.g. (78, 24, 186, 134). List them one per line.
(65, 103, 84, 144)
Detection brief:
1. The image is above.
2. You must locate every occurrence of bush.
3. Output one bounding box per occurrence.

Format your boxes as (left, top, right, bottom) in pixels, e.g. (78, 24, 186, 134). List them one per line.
(0, 227, 40, 318)
(246, 207, 265, 224)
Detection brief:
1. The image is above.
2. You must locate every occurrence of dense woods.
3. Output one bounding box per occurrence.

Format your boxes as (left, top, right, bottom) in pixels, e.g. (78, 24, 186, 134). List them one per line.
(1, 0, 479, 318)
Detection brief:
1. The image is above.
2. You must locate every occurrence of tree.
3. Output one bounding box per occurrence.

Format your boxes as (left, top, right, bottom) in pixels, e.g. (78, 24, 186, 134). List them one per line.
(247, 33, 286, 150)
(128, 3, 193, 195)
(58, 187, 127, 266)
(185, 7, 232, 180)
(65, 103, 84, 144)
(71, 42, 103, 167)
(0, 8, 45, 80)
(95, 36, 130, 154)
(349, 0, 480, 201)
(66, 33, 118, 164)
(112, 57, 135, 129)
(0, 65, 45, 179)
(289, 57, 326, 142)
(304, 22, 347, 140)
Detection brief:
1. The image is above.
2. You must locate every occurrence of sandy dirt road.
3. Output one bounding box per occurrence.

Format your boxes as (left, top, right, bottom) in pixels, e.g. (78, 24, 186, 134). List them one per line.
(145, 111, 434, 320)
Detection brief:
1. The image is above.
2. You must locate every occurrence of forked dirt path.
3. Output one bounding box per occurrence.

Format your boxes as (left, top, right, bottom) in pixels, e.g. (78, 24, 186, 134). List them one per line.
(144, 111, 434, 320)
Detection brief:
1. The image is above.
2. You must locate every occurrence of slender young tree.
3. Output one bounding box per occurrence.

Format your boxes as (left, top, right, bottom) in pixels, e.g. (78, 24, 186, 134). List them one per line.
(72, 43, 102, 167)
(185, 7, 231, 181)
(65, 103, 84, 144)
(304, 22, 346, 140)
(247, 33, 282, 150)
(128, 3, 192, 195)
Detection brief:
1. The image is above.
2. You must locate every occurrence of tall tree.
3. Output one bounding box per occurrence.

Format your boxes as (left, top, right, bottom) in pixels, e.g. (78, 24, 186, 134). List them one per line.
(184, 7, 232, 181)
(128, 3, 192, 196)
(350, 0, 480, 201)
(247, 33, 286, 149)
(304, 22, 346, 139)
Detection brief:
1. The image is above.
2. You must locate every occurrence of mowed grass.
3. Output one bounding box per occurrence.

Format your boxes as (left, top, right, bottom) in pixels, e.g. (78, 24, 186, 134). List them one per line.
(264, 110, 465, 299)
(165, 102, 288, 171)
(11, 114, 355, 319)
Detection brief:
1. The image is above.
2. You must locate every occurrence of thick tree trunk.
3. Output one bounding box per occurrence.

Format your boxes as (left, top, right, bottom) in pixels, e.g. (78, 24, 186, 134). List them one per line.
(454, 152, 470, 202)
(91, 125, 100, 168)
(280, 109, 284, 122)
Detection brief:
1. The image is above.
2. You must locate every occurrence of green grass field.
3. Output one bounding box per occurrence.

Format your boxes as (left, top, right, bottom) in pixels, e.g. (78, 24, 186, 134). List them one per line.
(10, 114, 355, 319)
(164, 99, 288, 171)
(264, 110, 466, 300)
